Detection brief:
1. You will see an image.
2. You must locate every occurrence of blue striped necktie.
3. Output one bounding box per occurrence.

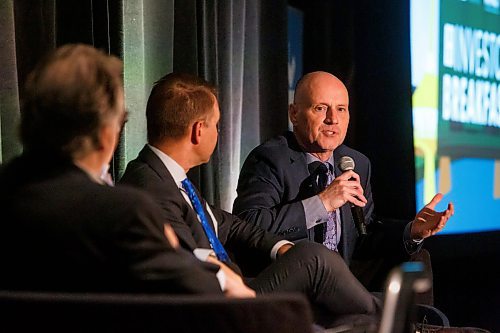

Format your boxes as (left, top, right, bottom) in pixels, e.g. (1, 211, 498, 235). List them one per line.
(181, 178, 230, 262)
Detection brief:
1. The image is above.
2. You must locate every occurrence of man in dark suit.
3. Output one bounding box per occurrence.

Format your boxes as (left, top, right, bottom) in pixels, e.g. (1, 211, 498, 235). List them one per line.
(232, 71, 454, 288)
(120, 72, 383, 327)
(0, 44, 224, 295)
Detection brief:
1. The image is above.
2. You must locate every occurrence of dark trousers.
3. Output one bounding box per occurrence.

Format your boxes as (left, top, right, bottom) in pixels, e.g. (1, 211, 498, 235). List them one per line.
(247, 242, 382, 327)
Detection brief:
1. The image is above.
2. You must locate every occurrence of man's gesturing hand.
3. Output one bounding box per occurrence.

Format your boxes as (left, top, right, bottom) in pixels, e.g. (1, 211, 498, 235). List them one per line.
(411, 193, 454, 240)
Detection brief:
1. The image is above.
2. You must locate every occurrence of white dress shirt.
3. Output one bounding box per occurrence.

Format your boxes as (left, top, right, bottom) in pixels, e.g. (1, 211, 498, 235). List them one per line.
(148, 144, 292, 289)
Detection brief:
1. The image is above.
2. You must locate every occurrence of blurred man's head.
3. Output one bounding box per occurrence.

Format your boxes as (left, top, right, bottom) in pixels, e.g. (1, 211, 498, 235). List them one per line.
(146, 73, 219, 164)
(20, 44, 125, 162)
(289, 71, 350, 161)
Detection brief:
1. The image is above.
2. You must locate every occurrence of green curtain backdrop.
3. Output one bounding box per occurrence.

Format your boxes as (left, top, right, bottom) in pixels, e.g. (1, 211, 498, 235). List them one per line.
(0, 0, 57, 164)
(0, 0, 22, 164)
(0, 0, 288, 211)
(172, 0, 288, 209)
(120, 0, 174, 178)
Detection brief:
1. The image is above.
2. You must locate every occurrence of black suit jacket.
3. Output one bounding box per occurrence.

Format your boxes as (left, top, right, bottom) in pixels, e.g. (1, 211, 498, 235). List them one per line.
(0, 152, 222, 294)
(120, 145, 285, 275)
(233, 131, 409, 266)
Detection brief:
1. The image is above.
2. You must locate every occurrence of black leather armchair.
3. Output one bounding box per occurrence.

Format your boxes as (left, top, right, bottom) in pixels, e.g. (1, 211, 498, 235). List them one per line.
(0, 290, 313, 333)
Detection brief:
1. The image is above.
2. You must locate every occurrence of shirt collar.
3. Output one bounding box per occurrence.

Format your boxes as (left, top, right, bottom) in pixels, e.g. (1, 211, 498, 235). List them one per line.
(305, 153, 334, 171)
(148, 144, 187, 188)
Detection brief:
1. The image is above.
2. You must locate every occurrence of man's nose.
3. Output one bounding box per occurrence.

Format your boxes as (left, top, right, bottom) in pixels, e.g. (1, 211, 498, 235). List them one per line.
(324, 109, 338, 124)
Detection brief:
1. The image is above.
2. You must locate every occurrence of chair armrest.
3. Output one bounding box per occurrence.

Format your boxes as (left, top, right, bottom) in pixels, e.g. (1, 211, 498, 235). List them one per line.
(0, 290, 313, 333)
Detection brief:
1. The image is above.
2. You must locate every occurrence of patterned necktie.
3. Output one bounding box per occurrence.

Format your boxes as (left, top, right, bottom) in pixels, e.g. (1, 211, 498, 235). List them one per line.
(181, 178, 230, 262)
(314, 163, 338, 251)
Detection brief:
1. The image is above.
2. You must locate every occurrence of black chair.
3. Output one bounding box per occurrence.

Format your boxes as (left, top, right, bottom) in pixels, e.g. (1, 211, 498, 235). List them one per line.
(378, 261, 434, 333)
(0, 290, 313, 333)
(377, 263, 491, 333)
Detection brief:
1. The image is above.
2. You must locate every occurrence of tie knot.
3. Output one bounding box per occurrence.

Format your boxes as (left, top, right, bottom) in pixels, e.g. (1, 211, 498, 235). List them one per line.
(181, 178, 199, 201)
(309, 162, 331, 191)
(309, 161, 330, 176)
(181, 178, 193, 190)
(318, 163, 330, 174)
(308, 161, 332, 175)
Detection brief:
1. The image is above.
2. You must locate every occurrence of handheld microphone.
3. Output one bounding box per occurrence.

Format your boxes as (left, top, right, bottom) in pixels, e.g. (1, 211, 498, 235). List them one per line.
(338, 156, 367, 236)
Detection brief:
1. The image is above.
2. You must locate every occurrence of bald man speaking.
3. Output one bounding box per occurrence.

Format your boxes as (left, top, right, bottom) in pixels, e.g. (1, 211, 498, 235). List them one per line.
(233, 71, 454, 290)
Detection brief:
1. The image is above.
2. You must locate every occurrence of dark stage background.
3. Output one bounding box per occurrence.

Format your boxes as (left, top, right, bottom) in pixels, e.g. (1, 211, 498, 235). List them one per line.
(1, 0, 499, 331)
(289, 1, 500, 331)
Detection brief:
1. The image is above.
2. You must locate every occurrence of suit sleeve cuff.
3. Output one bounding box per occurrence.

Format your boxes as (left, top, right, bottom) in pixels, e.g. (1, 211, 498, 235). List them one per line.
(403, 221, 424, 255)
(194, 248, 225, 291)
(193, 248, 215, 261)
(270, 240, 294, 260)
(216, 269, 226, 291)
(302, 195, 329, 230)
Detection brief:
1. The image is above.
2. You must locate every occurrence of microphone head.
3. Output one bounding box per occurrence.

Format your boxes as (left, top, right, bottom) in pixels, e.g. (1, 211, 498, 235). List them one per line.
(339, 156, 355, 172)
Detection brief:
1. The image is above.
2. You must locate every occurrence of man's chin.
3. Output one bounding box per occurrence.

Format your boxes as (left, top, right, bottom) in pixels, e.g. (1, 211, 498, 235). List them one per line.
(296, 135, 341, 153)
(316, 140, 341, 152)
(306, 146, 336, 154)
(202, 155, 214, 165)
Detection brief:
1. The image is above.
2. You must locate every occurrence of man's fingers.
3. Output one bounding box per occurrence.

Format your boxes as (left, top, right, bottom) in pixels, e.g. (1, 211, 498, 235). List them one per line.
(432, 219, 447, 235)
(413, 197, 453, 239)
(164, 224, 179, 249)
(336, 170, 360, 182)
(425, 193, 443, 209)
(330, 180, 364, 198)
(419, 208, 436, 217)
(352, 193, 367, 206)
(448, 202, 455, 216)
(416, 216, 426, 223)
(321, 174, 366, 211)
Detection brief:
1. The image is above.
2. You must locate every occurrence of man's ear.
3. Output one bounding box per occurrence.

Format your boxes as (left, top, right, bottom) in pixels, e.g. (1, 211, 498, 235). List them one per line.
(99, 124, 114, 151)
(98, 123, 119, 163)
(289, 103, 298, 126)
(190, 121, 203, 145)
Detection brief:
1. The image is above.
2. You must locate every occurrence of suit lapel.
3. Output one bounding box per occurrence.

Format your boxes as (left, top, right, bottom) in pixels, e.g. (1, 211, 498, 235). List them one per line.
(284, 132, 320, 243)
(138, 145, 216, 249)
(285, 132, 316, 200)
